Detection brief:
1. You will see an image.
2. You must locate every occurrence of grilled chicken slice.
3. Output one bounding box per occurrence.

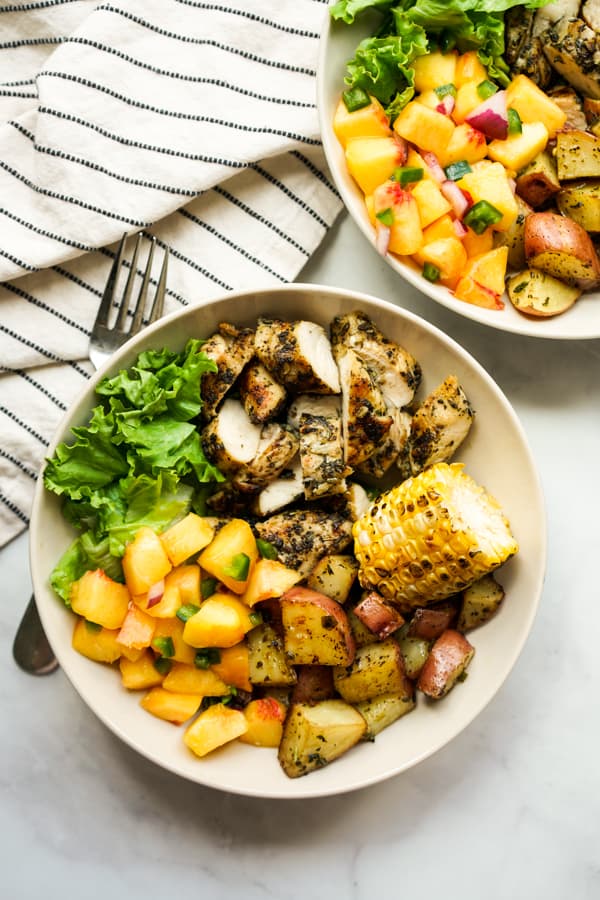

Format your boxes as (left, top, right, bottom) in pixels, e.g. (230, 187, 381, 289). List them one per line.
(542, 17, 600, 100)
(335, 348, 393, 468)
(288, 394, 351, 500)
(356, 408, 412, 480)
(201, 397, 262, 474)
(330, 482, 372, 522)
(239, 360, 287, 424)
(582, 0, 600, 33)
(255, 317, 340, 394)
(534, 0, 581, 33)
(505, 8, 552, 87)
(409, 376, 473, 475)
(254, 509, 353, 577)
(200, 322, 255, 420)
(252, 457, 304, 517)
(331, 311, 421, 409)
(233, 423, 299, 492)
(548, 85, 588, 130)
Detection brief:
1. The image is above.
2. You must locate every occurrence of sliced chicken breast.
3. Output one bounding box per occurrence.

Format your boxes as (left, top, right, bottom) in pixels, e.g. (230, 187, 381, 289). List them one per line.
(233, 423, 299, 492)
(295, 395, 351, 500)
(255, 317, 340, 394)
(252, 457, 304, 517)
(239, 360, 287, 424)
(331, 311, 421, 409)
(200, 322, 255, 419)
(409, 376, 474, 474)
(336, 348, 393, 468)
(542, 17, 600, 100)
(254, 509, 353, 577)
(356, 408, 412, 480)
(201, 398, 262, 474)
(582, 0, 600, 34)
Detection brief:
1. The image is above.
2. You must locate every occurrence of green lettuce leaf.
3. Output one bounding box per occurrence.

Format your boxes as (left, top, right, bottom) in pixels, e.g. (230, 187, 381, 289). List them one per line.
(44, 339, 224, 603)
(332, 0, 552, 113)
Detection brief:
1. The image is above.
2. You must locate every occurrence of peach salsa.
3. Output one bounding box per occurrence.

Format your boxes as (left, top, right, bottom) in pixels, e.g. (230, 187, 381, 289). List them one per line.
(331, 0, 600, 318)
(44, 312, 517, 778)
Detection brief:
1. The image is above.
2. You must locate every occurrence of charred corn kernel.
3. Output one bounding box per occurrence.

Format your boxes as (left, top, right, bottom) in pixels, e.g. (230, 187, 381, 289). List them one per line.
(353, 463, 517, 610)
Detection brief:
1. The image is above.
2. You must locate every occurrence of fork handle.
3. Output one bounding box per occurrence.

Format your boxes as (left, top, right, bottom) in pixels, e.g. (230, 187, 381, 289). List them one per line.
(13, 595, 59, 675)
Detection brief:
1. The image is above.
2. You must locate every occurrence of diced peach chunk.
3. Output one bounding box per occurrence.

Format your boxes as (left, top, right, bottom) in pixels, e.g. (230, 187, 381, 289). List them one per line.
(345, 136, 407, 195)
(393, 101, 455, 153)
(72, 618, 122, 664)
(162, 662, 228, 696)
(160, 513, 214, 566)
(333, 96, 391, 147)
(70, 569, 130, 630)
(183, 592, 255, 648)
(373, 180, 423, 255)
(211, 643, 252, 692)
(117, 601, 155, 650)
(239, 697, 287, 747)
(413, 51, 457, 93)
(198, 518, 258, 594)
(241, 557, 302, 608)
(120, 650, 165, 690)
(122, 526, 172, 596)
(140, 687, 202, 724)
(454, 246, 509, 309)
(184, 704, 248, 757)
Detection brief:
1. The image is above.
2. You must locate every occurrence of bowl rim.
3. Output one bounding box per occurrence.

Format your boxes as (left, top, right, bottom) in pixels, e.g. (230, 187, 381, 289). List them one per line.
(30, 283, 547, 798)
(316, 8, 600, 341)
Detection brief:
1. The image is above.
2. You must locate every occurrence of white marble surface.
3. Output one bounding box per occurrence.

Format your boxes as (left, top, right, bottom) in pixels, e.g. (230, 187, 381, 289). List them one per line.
(3, 212, 600, 899)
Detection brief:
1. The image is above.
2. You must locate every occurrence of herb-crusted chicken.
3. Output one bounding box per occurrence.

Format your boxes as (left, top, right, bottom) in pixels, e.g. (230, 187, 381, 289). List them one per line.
(201, 397, 262, 474)
(255, 317, 340, 394)
(239, 360, 287, 424)
(408, 376, 474, 474)
(233, 423, 299, 492)
(331, 311, 421, 409)
(335, 347, 394, 468)
(288, 395, 351, 500)
(356, 408, 412, 480)
(254, 509, 353, 577)
(542, 16, 600, 100)
(200, 322, 255, 420)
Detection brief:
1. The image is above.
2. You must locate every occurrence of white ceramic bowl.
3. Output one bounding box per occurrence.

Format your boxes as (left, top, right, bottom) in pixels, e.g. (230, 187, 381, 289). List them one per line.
(30, 285, 545, 798)
(317, 8, 600, 340)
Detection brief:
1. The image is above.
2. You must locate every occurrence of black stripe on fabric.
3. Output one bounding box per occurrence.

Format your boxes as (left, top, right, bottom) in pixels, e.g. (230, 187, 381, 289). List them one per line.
(173, 1, 320, 39)
(214, 185, 311, 257)
(54, 259, 189, 309)
(0, 89, 37, 98)
(0, 201, 96, 255)
(139, 231, 234, 292)
(39, 72, 318, 142)
(0, 157, 151, 228)
(0, 492, 29, 526)
(42, 55, 313, 109)
(0, 36, 64, 49)
(38, 106, 248, 167)
(251, 163, 329, 230)
(0, 405, 47, 445)
(0, 248, 38, 272)
(178, 208, 286, 282)
(0, 0, 79, 12)
(0, 287, 89, 336)
(91, 6, 317, 76)
(14, 369, 68, 410)
(0, 448, 37, 481)
(10, 118, 197, 197)
(1, 77, 36, 87)
(292, 150, 340, 199)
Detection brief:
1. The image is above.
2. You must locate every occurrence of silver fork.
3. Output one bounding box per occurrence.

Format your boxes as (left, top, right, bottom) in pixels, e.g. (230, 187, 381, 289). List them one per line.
(13, 232, 169, 675)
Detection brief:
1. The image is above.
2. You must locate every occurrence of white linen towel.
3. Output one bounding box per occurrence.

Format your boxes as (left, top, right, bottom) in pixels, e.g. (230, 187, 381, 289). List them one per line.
(0, 0, 343, 547)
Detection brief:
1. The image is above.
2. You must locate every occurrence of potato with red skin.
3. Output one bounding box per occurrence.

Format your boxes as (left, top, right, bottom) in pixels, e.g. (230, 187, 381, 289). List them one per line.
(280, 586, 356, 667)
(406, 603, 457, 641)
(290, 665, 335, 705)
(417, 629, 475, 699)
(524, 212, 600, 290)
(353, 590, 405, 639)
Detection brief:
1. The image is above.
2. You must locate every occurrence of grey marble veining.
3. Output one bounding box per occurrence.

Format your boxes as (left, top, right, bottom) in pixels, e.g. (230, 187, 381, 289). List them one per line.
(3, 213, 600, 900)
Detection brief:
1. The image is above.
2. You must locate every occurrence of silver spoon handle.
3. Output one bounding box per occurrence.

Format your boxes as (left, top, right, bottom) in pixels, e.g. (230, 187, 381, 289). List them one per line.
(13, 595, 59, 675)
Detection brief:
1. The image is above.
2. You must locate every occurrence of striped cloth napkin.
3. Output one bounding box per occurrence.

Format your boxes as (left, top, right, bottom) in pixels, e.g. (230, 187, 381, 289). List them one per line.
(0, 0, 342, 548)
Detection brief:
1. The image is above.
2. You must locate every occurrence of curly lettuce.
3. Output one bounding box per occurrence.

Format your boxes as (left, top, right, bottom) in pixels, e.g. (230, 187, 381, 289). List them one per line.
(330, 0, 551, 116)
(45, 338, 225, 602)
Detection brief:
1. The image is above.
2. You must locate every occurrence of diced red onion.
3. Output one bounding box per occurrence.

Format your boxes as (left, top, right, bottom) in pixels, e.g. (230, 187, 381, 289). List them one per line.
(441, 180, 470, 218)
(374, 222, 391, 256)
(453, 218, 468, 238)
(436, 95, 455, 116)
(465, 90, 508, 140)
(421, 151, 445, 184)
(147, 579, 165, 608)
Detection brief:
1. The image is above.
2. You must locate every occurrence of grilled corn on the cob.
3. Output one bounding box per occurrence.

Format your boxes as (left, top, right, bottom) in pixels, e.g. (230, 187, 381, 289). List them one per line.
(353, 463, 518, 610)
